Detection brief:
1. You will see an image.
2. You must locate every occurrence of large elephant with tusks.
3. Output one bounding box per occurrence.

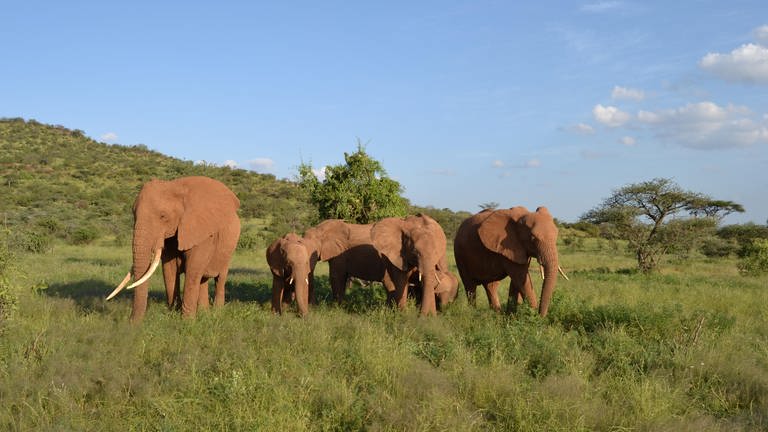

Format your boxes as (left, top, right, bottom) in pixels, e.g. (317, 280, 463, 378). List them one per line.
(107, 176, 241, 322)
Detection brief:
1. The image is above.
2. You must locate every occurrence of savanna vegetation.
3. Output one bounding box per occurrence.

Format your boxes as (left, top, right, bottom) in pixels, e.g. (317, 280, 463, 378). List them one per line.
(1, 119, 767, 430)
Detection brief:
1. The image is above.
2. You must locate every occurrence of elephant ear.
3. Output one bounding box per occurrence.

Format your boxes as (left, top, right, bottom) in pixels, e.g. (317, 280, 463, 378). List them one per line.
(307, 220, 350, 261)
(177, 177, 240, 251)
(371, 217, 406, 270)
(477, 208, 529, 264)
(266, 238, 286, 277)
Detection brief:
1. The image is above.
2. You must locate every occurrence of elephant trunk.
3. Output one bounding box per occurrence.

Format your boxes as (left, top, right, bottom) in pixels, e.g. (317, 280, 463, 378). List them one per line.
(418, 259, 439, 316)
(130, 226, 161, 322)
(293, 272, 310, 317)
(538, 244, 559, 317)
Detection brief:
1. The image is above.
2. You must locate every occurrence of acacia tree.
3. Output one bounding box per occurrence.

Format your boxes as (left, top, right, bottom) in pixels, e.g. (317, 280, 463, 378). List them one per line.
(297, 144, 409, 224)
(581, 178, 743, 272)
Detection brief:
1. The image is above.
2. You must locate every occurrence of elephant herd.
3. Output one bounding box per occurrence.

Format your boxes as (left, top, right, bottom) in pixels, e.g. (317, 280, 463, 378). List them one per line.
(107, 176, 566, 322)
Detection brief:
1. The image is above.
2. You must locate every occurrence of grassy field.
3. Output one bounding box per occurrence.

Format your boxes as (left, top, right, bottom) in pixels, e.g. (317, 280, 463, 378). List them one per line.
(1, 238, 766, 431)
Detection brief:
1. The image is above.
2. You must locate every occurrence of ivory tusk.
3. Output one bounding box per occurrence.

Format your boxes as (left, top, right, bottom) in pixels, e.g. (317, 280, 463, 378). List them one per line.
(418, 273, 422, 282)
(434, 270, 442, 285)
(287, 276, 294, 285)
(126, 248, 163, 290)
(539, 263, 545, 280)
(558, 266, 570, 281)
(106, 271, 132, 301)
(305, 278, 309, 286)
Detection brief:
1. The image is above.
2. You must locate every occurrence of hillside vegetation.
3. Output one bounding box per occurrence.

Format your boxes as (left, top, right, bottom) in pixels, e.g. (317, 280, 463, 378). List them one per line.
(0, 118, 316, 248)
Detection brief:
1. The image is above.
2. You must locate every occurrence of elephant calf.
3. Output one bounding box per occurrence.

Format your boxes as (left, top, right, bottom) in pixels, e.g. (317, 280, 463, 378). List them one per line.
(266, 233, 319, 316)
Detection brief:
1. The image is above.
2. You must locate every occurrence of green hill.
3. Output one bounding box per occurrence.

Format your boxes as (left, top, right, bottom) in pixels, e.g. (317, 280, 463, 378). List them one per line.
(0, 118, 316, 248)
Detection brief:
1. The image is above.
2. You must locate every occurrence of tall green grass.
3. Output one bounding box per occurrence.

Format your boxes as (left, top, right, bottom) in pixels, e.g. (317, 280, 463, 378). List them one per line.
(1, 240, 766, 431)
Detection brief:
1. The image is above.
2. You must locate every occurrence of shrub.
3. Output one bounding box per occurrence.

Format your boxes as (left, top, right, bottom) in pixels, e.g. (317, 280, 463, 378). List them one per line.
(70, 225, 99, 245)
(699, 236, 739, 258)
(12, 229, 52, 253)
(737, 239, 768, 275)
(0, 237, 17, 324)
(237, 230, 261, 250)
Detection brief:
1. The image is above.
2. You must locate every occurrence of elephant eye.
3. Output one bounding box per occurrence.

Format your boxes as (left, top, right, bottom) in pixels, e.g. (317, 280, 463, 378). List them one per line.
(159, 213, 168, 221)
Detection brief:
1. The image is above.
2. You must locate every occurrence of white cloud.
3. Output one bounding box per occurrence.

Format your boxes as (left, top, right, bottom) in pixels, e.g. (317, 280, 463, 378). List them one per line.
(754, 25, 768, 44)
(619, 136, 636, 146)
(593, 104, 631, 127)
(567, 123, 595, 134)
(249, 158, 276, 173)
(636, 101, 768, 149)
(611, 85, 645, 101)
(581, 1, 623, 13)
(492, 160, 505, 168)
(699, 43, 768, 84)
(100, 132, 118, 143)
(525, 159, 541, 168)
(313, 166, 327, 181)
(223, 160, 238, 169)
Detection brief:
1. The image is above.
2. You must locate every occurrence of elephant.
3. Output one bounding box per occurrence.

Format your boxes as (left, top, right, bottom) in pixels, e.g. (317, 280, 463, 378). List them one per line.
(453, 206, 566, 317)
(301, 219, 458, 310)
(407, 268, 459, 311)
(106, 176, 241, 322)
(266, 232, 319, 316)
(302, 219, 393, 303)
(370, 214, 451, 316)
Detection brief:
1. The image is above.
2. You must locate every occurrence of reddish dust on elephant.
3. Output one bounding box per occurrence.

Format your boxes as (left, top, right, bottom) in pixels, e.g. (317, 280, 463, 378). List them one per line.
(266, 233, 320, 317)
(454, 206, 567, 317)
(371, 214, 454, 316)
(107, 176, 241, 322)
(302, 219, 458, 312)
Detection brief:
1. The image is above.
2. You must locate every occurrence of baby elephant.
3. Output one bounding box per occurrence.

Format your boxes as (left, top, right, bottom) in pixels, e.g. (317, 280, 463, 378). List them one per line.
(407, 269, 459, 310)
(266, 233, 319, 316)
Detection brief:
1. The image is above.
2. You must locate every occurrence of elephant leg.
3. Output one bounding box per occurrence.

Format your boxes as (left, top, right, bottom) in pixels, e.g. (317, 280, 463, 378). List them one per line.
(390, 270, 410, 310)
(522, 271, 538, 309)
(505, 279, 522, 313)
(483, 280, 502, 312)
(162, 256, 180, 310)
(458, 270, 478, 307)
(179, 273, 202, 318)
(271, 275, 285, 314)
(197, 277, 210, 311)
(330, 268, 348, 304)
(308, 271, 317, 305)
(162, 253, 183, 309)
(382, 271, 398, 306)
(212, 270, 228, 307)
(506, 263, 537, 313)
(181, 245, 213, 318)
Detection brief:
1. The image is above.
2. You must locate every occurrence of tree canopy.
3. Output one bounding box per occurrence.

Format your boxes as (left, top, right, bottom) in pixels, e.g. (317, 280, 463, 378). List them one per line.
(297, 144, 409, 224)
(580, 178, 744, 272)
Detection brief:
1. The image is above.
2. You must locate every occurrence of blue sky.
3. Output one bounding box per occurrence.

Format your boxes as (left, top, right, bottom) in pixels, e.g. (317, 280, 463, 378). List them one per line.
(2, 1, 767, 224)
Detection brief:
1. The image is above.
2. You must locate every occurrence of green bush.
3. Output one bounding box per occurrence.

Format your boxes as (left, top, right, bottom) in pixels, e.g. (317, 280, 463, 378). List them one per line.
(700, 236, 739, 258)
(70, 225, 99, 245)
(237, 230, 262, 251)
(0, 238, 16, 324)
(11, 229, 52, 253)
(737, 239, 768, 275)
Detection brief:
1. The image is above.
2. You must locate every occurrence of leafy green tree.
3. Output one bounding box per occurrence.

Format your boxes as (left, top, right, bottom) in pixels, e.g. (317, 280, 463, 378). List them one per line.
(298, 144, 408, 224)
(581, 178, 744, 272)
(738, 239, 768, 275)
(479, 202, 499, 211)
